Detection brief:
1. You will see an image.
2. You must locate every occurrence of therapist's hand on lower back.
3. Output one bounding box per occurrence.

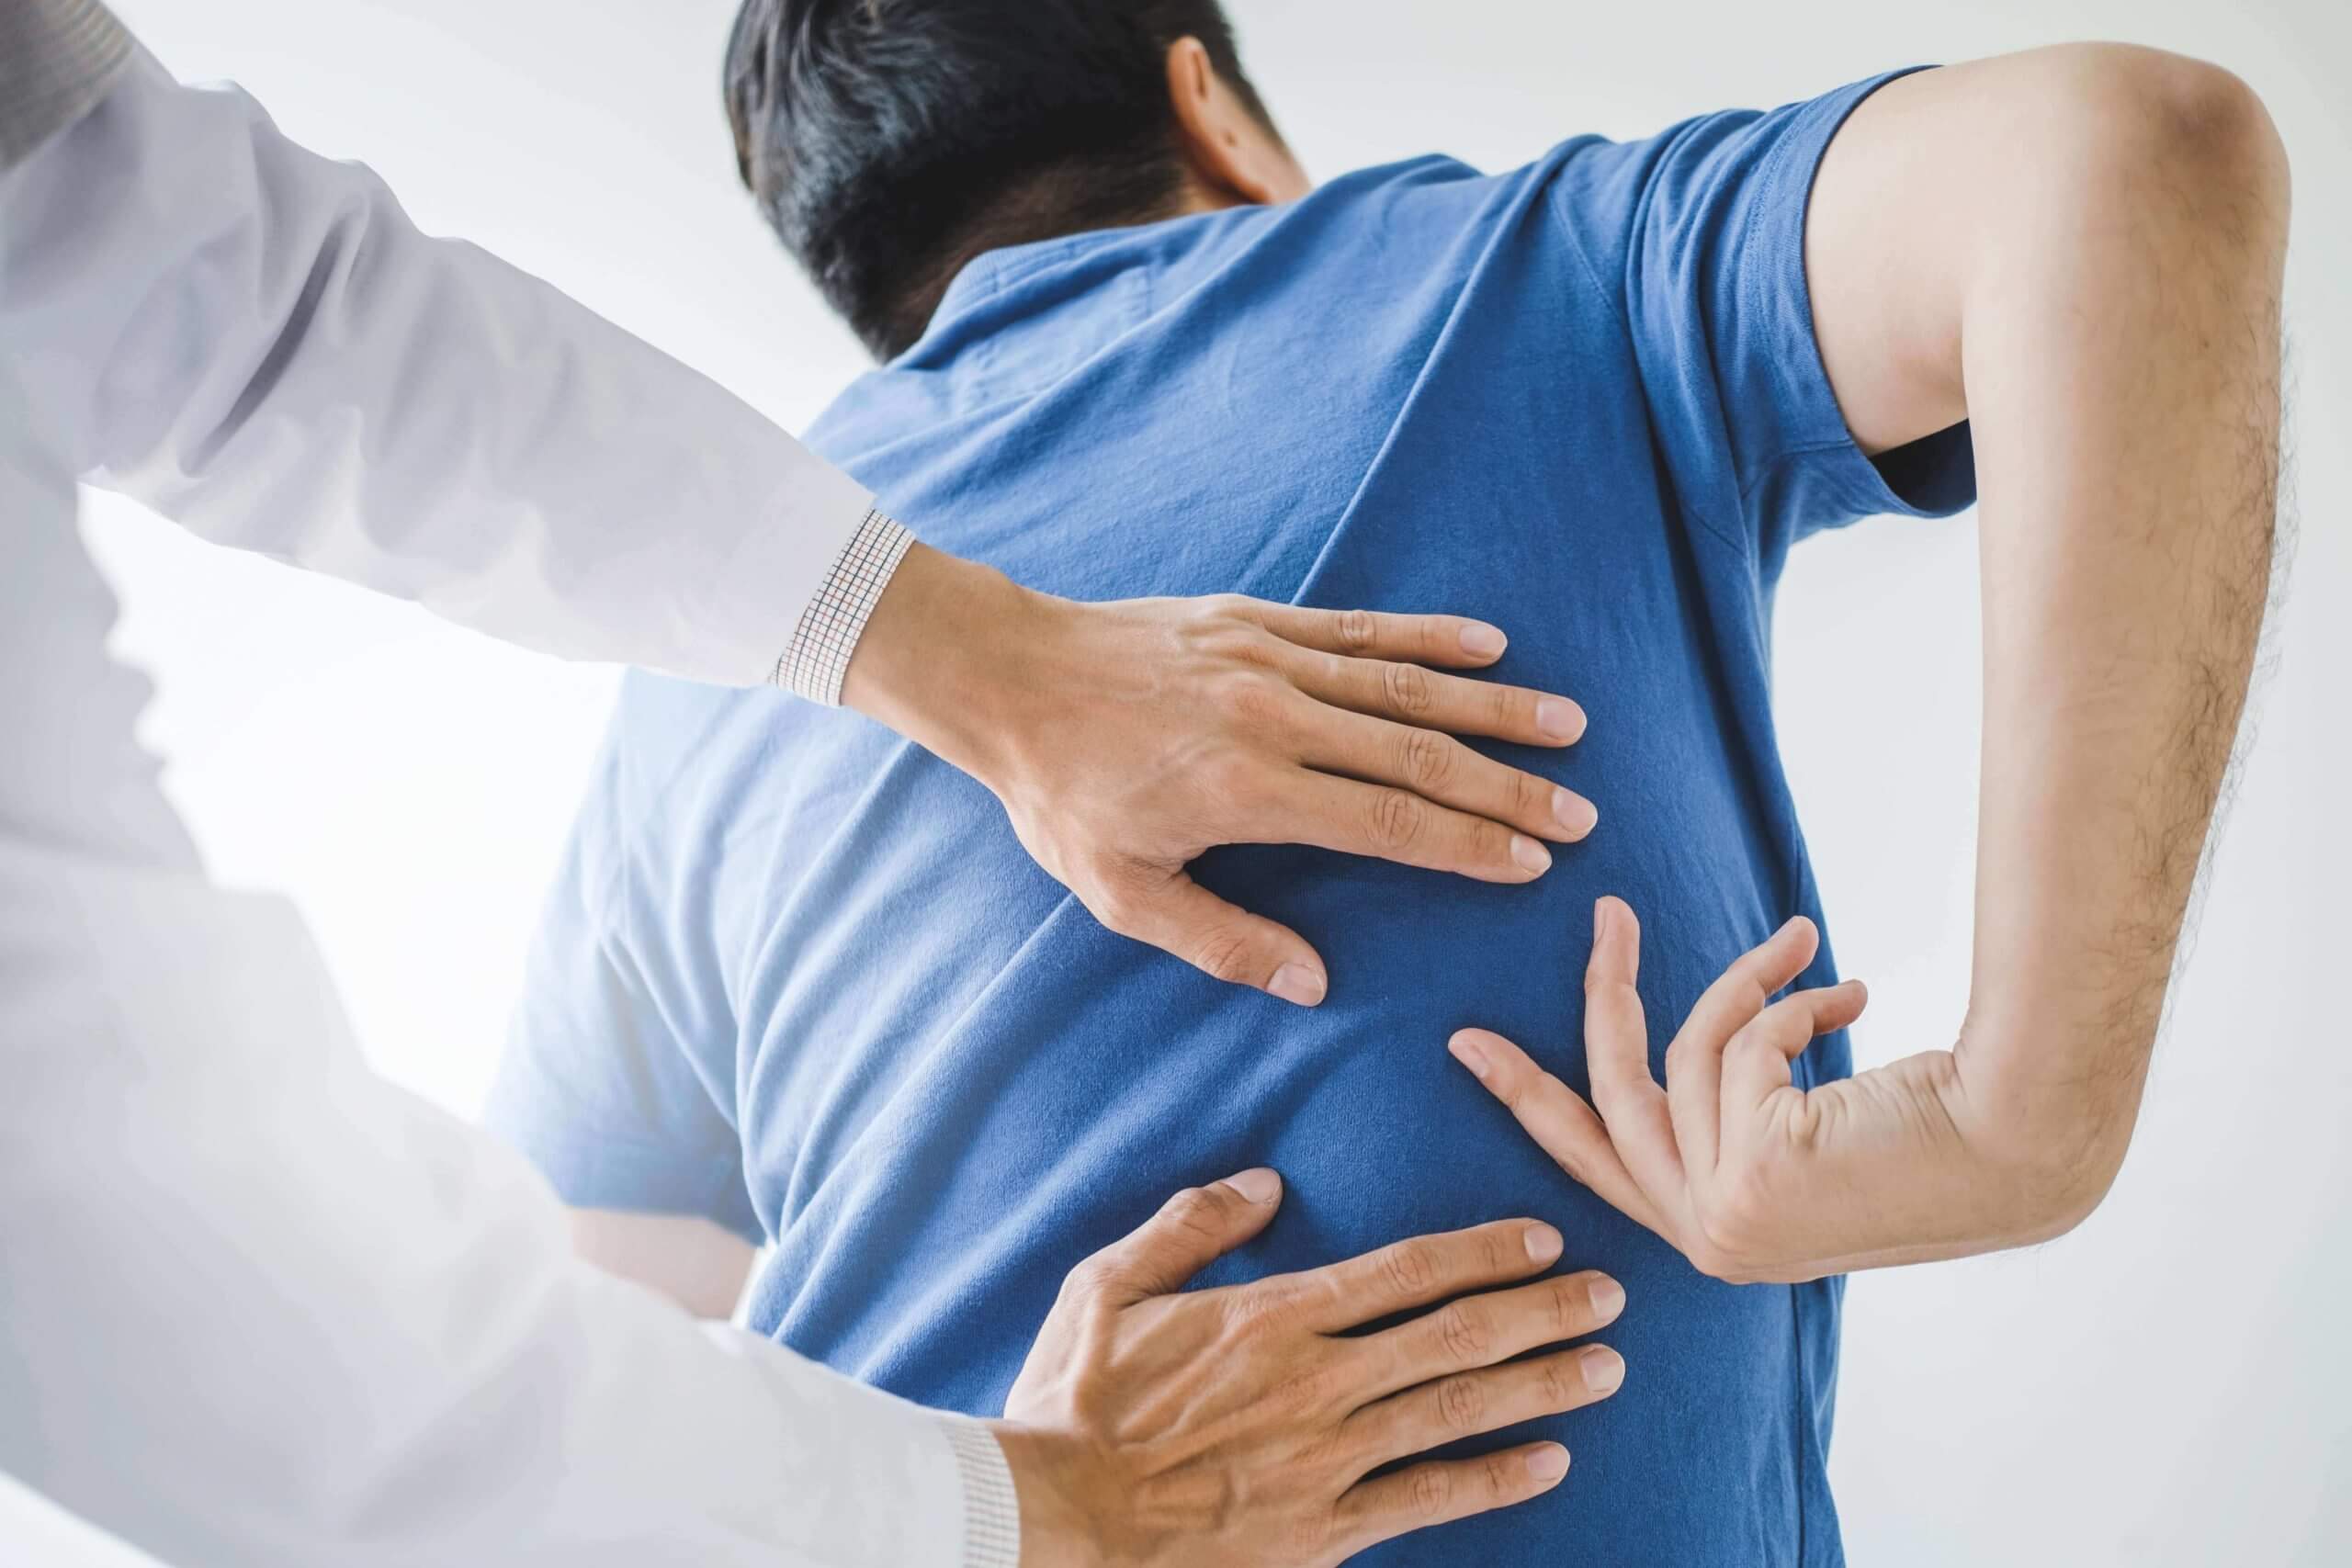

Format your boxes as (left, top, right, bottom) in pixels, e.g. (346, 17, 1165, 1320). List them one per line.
(842, 545, 1594, 1006)
(990, 1169, 1625, 1567)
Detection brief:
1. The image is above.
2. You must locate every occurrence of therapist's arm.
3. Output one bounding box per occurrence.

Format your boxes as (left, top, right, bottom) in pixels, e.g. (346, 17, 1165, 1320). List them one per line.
(569, 1209, 759, 1321)
(1, 38, 1593, 1006)
(1452, 45, 2288, 1280)
(4, 355, 1623, 1568)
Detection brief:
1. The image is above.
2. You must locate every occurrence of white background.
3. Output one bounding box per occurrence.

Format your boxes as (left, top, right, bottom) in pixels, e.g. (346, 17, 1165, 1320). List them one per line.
(92, 1, 2352, 1562)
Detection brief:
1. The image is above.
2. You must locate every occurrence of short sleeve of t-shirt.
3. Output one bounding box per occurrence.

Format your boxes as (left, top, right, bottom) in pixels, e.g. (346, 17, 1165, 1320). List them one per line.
(1548, 69, 1977, 572)
(481, 737, 763, 1245)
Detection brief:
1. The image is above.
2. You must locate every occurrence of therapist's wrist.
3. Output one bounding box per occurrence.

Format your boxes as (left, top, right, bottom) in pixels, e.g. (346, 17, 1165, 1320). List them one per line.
(983, 1425, 1117, 1568)
(838, 541, 1048, 784)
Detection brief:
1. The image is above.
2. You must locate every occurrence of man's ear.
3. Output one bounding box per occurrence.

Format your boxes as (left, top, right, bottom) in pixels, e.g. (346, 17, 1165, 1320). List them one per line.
(1164, 38, 1308, 208)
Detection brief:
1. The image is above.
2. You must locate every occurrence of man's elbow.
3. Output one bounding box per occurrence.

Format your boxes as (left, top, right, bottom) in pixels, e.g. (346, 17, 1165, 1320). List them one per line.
(2040, 44, 2290, 244)
(1984, 1102, 2137, 1247)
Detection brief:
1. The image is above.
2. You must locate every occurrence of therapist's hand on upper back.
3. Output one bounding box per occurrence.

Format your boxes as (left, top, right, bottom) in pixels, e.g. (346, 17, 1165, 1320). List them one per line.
(990, 1168, 1626, 1567)
(842, 544, 1594, 1004)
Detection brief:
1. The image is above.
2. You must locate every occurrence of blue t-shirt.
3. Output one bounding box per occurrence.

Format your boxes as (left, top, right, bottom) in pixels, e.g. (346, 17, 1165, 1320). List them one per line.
(490, 71, 1973, 1565)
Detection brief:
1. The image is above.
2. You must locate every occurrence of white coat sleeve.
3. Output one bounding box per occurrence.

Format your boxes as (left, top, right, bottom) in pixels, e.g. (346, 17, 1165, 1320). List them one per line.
(0, 39, 891, 691)
(0, 369, 1019, 1566)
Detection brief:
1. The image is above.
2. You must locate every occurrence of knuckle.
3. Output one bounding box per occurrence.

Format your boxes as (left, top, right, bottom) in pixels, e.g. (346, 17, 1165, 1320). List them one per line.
(1538, 1355, 1581, 1409)
(1283, 1511, 1335, 1561)
(1229, 1280, 1299, 1334)
(1379, 1240, 1442, 1298)
(1086, 887, 1138, 934)
(1436, 1373, 1487, 1435)
(1488, 682, 1525, 733)
(1063, 1255, 1118, 1300)
(1197, 749, 1265, 811)
(1190, 926, 1261, 986)
(1396, 728, 1458, 792)
(1191, 595, 1261, 645)
(1470, 820, 1522, 872)
(1380, 660, 1435, 716)
(1434, 1301, 1491, 1364)
(1685, 1232, 1744, 1282)
(1365, 787, 1428, 852)
(1548, 1279, 1589, 1338)
(1335, 607, 1380, 653)
(1661, 1034, 1694, 1079)
(1162, 1185, 1233, 1243)
(1483, 1451, 1521, 1499)
(1476, 1226, 1518, 1279)
(1408, 1464, 1453, 1520)
(1510, 768, 1551, 822)
(1220, 670, 1287, 728)
(1082, 863, 1156, 934)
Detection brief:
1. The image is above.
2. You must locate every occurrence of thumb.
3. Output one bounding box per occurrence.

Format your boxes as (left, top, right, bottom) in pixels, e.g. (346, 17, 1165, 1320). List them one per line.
(1099, 870, 1328, 1007)
(1084, 1169, 1285, 1303)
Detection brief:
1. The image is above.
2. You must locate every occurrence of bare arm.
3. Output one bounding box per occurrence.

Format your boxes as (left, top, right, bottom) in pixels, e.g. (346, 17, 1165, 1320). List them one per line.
(1819, 43, 2287, 1216)
(1454, 44, 2289, 1279)
(567, 1211, 758, 1321)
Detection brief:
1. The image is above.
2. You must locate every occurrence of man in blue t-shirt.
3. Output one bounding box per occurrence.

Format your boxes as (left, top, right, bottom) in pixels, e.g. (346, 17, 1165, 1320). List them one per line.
(489, 4, 2286, 1562)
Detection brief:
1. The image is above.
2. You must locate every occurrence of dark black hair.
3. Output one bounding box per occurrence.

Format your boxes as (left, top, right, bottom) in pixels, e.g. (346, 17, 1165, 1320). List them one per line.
(724, 0, 1275, 358)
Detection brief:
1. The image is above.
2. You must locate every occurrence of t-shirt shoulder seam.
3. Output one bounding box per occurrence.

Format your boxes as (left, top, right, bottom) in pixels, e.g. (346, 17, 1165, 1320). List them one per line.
(1539, 155, 1756, 563)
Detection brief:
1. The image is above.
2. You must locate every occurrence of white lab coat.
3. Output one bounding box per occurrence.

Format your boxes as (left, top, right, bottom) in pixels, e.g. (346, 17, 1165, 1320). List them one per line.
(0, 43, 1012, 1568)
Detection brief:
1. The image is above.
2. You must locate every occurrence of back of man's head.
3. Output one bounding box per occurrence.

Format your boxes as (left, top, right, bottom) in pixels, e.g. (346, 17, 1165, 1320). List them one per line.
(724, 0, 1285, 360)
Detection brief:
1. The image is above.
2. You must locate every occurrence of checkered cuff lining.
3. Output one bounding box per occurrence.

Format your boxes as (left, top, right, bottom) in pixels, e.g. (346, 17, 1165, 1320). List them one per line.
(939, 1417, 1022, 1568)
(774, 508, 914, 705)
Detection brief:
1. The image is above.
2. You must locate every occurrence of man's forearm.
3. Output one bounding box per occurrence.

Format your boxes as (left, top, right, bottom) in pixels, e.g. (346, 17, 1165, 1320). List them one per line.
(1941, 50, 2290, 1218)
(1453, 47, 2294, 1282)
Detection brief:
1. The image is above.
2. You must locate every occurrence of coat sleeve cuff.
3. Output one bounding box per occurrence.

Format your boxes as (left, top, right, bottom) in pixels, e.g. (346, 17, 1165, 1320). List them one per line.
(938, 1417, 1023, 1568)
(772, 507, 916, 705)
(0, 0, 131, 173)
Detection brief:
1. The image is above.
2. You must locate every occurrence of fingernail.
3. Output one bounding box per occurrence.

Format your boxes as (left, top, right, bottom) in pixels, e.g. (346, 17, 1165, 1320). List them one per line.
(1526, 1445, 1571, 1483)
(1535, 698, 1585, 741)
(1448, 1032, 1492, 1084)
(1460, 623, 1508, 659)
(1523, 1222, 1563, 1265)
(1268, 964, 1326, 1007)
(1221, 1168, 1283, 1204)
(1593, 898, 1613, 942)
(1552, 790, 1598, 838)
(1510, 835, 1553, 876)
(1581, 1348, 1625, 1394)
(1589, 1276, 1626, 1321)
